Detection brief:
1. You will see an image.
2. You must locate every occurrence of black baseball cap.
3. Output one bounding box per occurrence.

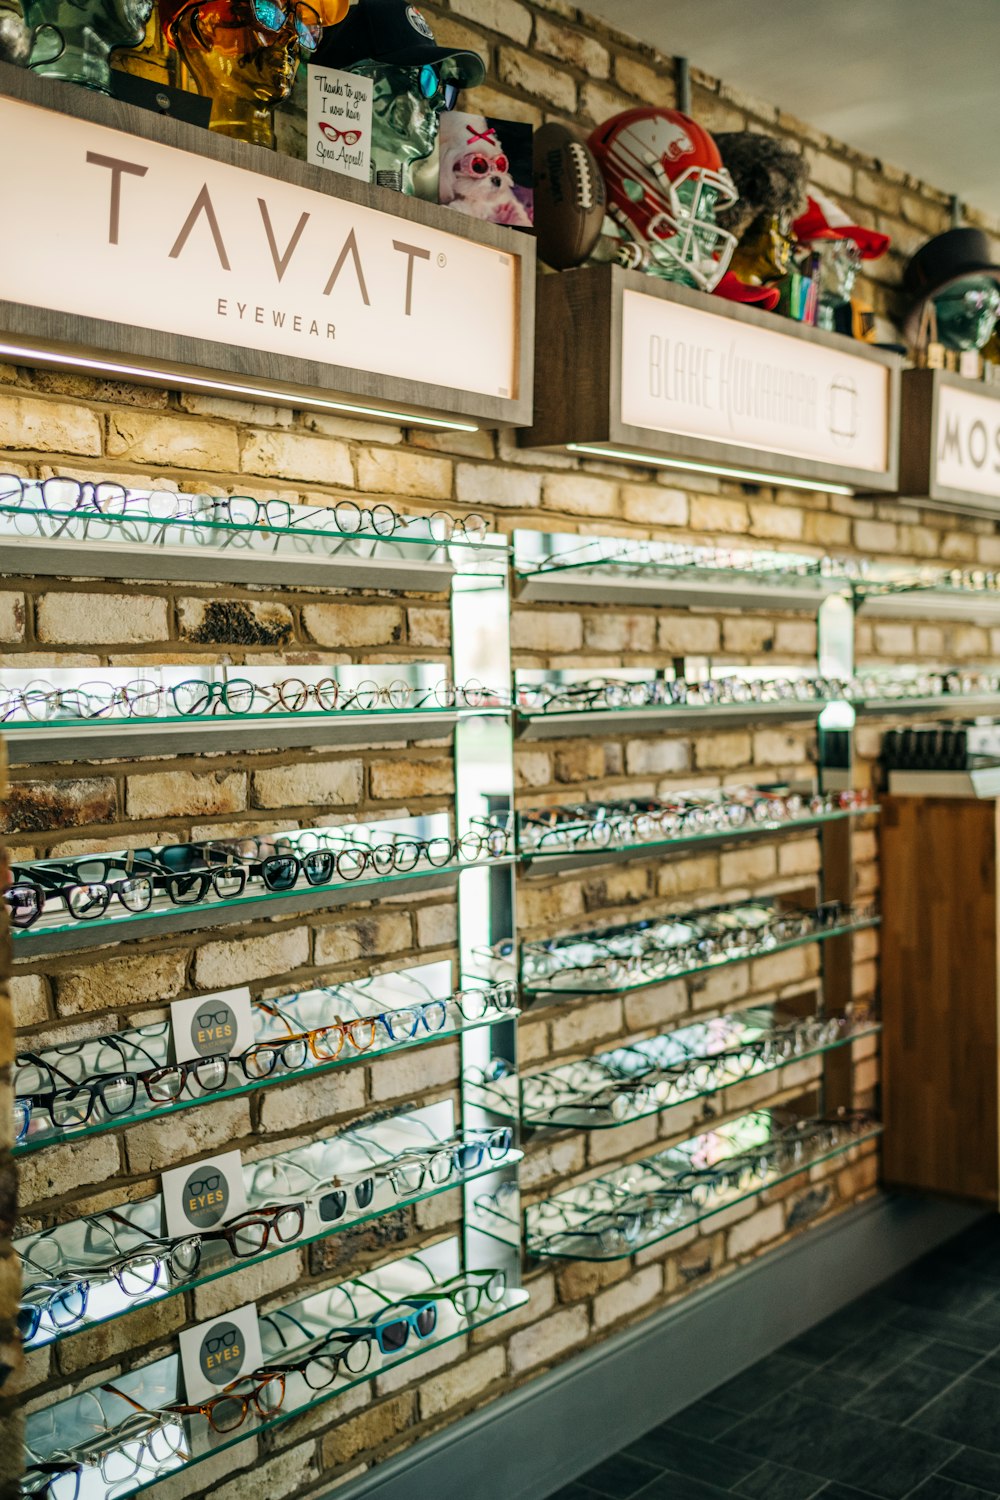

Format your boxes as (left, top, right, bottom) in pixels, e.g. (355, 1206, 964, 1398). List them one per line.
(311, 0, 485, 84)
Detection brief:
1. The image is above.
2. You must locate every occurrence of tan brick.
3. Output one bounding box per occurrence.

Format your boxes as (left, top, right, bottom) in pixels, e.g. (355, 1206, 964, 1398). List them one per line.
(419, 1345, 506, 1420)
(694, 732, 752, 771)
(554, 743, 606, 782)
(754, 728, 811, 766)
(125, 1095, 251, 1174)
(57, 1296, 187, 1373)
(689, 495, 749, 533)
(239, 428, 352, 485)
(107, 412, 239, 471)
(541, 472, 619, 517)
(773, 620, 817, 657)
(620, 482, 688, 527)
(727, 1202, 785, 1257)
(873, 622, 915, 657)
(593, 1266, 663, 1329)
(355, 447, 452, 499)
(313, 911, 411, 966)
(550, 998, 623, 1051)
(55, 950, 188, 1017)
(518, 881, 585, 928)
(0, 393, 101, 455)
(8, 973, 48, 1027)
(510, 608, 583, 652)
(805, 149, 853, 198)
(498, 46, 577, 112)
(657, 615, 721, 655)
(367, 1039, 458, 1102)
(449, 0, 531, 40)
(456, 462, 541, 509)
(213, 1443, 316, 1500)
(302, 602, 405, 647)
(623, 979, 688, 1033)
(623, 738, 690, 775)
(582, 864, 651, 910)
(688, 961, 750, 1010)
(125, 769, 247, 820)
(655, 853, 718, 899)
(583, 612, 656, 653)
(406, 607, 450, 648)
(720, 843, 777, 888)
(854, 519, 898, 554)
(258, 1066, 365, 1132)
(521, 1136, 587, 1192)
(509, 1305, 590, 1373)
(750, 944, 813, 990)
(0, 592, 25, 642)
(748, 503, 804, 541)
(614, 53, 675, 107)
(19, 1132, 121, 1202)
(250, 759, 362, 809)
(535, 14, 609, 75)
(515, 749, 553, 789)
(589, 1113, 658, 1163)
(194, 927, 309, 989)
(36, 591, 167, 645)
(415, 901, 457, 949)
(370, 758, 452, 799)
(320, 1392, 416, 1468)
(722, 617, 774, 654)
(778, 839, 823, 877)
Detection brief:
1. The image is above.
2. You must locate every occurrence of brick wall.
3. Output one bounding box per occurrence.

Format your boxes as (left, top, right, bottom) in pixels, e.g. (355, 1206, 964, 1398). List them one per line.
(5, 3, 999, 1496)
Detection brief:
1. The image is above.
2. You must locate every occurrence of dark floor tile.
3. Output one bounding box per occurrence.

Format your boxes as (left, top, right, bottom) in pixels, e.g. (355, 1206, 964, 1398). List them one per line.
(709, 1353, 811, 1415)
(663, 1401, 741, 1441)
(795, 1368, 871, 1407)
(734, 1459, 827, 1498)
(888, 1307, 1000, 1355)
(631, 1475, 733, 1500)
(964, 1351, 1000, 1388)
(623, 1428, 760, 1490)
(942, 1448, 1000, 1491)
(722, 1393, 957, 1498)
(916, 1343, 985, 1376)
(827, 1326, 929, 1384)
(578, 1454, 659, 1499)
(913, 1376, 1000, 1452)
(882, 1262, 999, 1320)
(546, 1485, 603, 1500)
(846, 1360, 955, 1424)
(904, 1479, 998, 1500)
(813, 1488, 883, 1500)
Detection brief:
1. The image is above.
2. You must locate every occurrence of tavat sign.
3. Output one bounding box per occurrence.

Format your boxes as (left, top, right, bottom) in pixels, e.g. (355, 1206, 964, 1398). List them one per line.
(0, 68, 533, 428)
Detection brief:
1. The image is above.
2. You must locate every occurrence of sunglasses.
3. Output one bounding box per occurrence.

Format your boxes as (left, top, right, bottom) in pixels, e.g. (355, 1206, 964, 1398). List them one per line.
(346, 1297, 437, 1355)
(9, 861, 155, 927)
(249, 0, 321, 50)
(18, 1277, 89, 1342)
(132, 845, 248, 904)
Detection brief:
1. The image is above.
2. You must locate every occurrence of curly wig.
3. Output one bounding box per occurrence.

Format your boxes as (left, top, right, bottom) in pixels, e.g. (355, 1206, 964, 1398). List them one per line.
(714, 132, 809, 241)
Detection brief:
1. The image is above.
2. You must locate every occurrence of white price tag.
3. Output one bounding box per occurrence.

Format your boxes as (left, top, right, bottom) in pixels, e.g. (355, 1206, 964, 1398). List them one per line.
(170, 986, 254, 1064)
(178, 1302, 263, 1405)
(307, 68, 373, 182)
(161, 1149, 247, 1239)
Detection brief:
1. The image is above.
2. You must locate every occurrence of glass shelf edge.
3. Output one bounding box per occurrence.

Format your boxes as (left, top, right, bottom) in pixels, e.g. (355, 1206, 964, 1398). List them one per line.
(525, 1127, 884, 1261)
(14, 1007, 521, 1157)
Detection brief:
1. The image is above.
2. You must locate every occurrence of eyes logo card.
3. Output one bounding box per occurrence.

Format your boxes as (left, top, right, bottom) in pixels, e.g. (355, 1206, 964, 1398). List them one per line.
(171, 986, 254, 1064)
(307, 67, 373, 182)
(178, 1302, 263, 1405)
(161, 1149, 247, 1239)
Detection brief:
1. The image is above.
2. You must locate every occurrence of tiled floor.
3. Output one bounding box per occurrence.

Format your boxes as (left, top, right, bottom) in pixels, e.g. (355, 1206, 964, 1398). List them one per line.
(547, 1215, 1000, 1500)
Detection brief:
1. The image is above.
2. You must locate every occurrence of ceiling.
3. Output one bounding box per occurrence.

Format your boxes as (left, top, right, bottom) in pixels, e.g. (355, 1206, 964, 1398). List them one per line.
(581, 0, 1000, 220)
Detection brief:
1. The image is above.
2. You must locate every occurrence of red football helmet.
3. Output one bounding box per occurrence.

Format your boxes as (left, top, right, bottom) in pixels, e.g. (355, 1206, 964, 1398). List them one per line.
(588, 108, 738, 291)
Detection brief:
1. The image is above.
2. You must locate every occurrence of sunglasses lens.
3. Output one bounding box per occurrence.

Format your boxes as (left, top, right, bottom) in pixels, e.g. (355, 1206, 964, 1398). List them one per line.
(169, 872, 209, 905)
(443, 81, 459, 110)
(263, 856, 298, 891)
(354, 1177, 375, 1209)
(419, 63, 437, 98)
(416, 1303, 437, 1337)
(14, 1099, 30, 1141)
(303, 851, 335, 885)
(380, 1319, 409, 1353)
(252, 0, 283, 27)
(17, 1304, 41, 1340)
(318, 1189, 347, 1222)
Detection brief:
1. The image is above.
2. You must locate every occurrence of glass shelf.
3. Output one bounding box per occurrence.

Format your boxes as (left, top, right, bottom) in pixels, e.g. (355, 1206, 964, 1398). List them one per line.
(22, 1238, 528, 1500)
(512, 529, 854, 612)
(525, 1109, 882, 1261)
(852, 666, 1000, 716)
(518, 797, 877, 876)
(9, 814, 514, 959)
(518, 900, 878, 999)
(17, 1101, 522, 1352)
(470, 1006, 880, 1132)
(14, 961, 517, 1155)
(0, 489, 510, 594)
(0, 665, 510, 766)
(514, 668, 835, 739)
(854, 566, 1000, 624)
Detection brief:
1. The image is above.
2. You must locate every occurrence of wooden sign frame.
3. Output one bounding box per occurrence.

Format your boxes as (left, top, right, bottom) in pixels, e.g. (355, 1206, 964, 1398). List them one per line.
(898, 366, 1000, 517)
(519, 264, 901, 492)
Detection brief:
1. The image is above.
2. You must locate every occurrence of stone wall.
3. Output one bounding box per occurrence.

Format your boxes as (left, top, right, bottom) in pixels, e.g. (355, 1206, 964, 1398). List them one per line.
(5, 4, 999, 1498)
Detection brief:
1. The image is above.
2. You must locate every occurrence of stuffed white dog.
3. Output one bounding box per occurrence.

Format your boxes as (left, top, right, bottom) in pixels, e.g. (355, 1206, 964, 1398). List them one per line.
(439, 116, 532, 227)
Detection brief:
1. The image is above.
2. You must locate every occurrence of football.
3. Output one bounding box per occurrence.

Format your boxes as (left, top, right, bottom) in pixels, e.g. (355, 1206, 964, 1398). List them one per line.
(533, 122, 607, 271)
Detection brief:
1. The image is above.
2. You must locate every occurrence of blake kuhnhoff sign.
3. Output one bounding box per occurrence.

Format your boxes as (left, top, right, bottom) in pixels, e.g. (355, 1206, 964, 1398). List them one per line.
(619, 289, 891, 476)
(0, 93, 518, 401)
